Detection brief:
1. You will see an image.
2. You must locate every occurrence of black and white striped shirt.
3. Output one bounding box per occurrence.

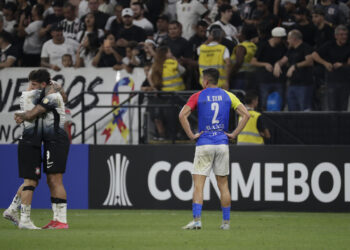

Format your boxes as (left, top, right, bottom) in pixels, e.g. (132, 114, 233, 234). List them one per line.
(59, 18, 84, 41)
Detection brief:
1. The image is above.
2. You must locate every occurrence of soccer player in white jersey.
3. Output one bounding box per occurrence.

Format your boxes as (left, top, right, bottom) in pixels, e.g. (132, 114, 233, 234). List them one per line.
(3, 69, 70, 229)
(179, 68, 250, 230)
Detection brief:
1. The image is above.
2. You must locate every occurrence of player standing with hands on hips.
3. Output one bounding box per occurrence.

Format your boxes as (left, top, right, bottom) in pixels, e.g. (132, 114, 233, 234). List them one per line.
(179, 68, 250, 230)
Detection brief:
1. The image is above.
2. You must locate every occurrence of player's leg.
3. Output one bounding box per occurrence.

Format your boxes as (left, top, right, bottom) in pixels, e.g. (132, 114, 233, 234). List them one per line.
(16, 141, 41, 229)
(46, 173, 68, 227)
(183, 145, 213, 230)
(216, 175, 231, 230)
(42, 138, 69, 229)
(19, 179, 40, 229)
(3, 183, 24, 225)
(213, 145, 231, 230)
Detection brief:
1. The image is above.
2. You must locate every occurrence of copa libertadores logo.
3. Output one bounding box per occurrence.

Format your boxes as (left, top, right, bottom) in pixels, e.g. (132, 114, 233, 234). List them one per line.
(103, 153, 133, 207)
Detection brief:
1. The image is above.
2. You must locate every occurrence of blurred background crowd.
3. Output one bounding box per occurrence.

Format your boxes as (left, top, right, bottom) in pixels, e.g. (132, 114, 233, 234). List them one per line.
(0, 0, 349, 114)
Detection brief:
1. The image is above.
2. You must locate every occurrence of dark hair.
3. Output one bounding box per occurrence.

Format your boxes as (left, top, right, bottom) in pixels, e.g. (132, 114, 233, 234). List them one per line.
(35, 4, 45, 18)
(85, 32, 100, 56)
(4, 2, 17, 12)
(197, 20, 208, 28)
(131, 2, 144, 10)
(203, 68, 219, 85)
(210, 28, 222, 41)
(244, 90, 258, 104)
(241, 24, 258, 40)
(127, 40, 138, 49)
(169, 20, 182, 29)
(64, 2, 76, 11)
(157, 14, 169, 22)
(219, 4, 232, 14)
(0, 31, 13, 43)
(28, 69, 51, 84)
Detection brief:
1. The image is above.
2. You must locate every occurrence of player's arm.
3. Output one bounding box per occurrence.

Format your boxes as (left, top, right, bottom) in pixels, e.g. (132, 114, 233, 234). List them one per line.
(225, 104, 250, 140)
(179, 105, 202, 141)
(14, 105, 47, 123)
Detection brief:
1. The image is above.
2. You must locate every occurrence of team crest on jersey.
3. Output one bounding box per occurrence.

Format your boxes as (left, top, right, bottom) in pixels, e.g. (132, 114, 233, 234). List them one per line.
(43, 98, 49, 104)
(35, 167, 40, 175)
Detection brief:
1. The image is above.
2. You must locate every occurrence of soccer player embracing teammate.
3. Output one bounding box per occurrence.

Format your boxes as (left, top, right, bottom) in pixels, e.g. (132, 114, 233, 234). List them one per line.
(3, 69, 70, 229)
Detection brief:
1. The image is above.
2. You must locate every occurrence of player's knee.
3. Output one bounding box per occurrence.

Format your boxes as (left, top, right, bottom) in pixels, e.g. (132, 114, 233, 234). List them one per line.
(47, 174, 63, 187)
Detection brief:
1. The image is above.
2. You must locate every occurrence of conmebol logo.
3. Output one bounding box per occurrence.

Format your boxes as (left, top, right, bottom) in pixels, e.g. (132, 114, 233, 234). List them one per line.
(103, 153, 133, 206)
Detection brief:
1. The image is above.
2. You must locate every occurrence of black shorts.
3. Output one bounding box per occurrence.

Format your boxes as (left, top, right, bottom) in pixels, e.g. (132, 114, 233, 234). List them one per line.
(43, 133, 70, 175)
(18, 137, 42, 180)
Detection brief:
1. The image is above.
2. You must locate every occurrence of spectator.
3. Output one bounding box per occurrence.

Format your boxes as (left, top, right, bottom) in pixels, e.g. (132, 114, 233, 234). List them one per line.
(122, 41, 141, 73)
(37, 0, 53, 18)
(162, 20, 192, 59)
(252, 0, 278, 29)
(176, 0, 208, 40)
(189, 20, 208, 58)
(209, 24, 236, 54)
(312, 7, 334, 49)
(16, 0, 32, 24)
(0, 31, 17, 69)
(2, 2, 17, 35)
(230, 24, 258, 90)
(198, 27, 230, 89)
(274, 29, 314, 111)
(240, 0, 257, 25)
(105, 4, 123, 33)
(59, 2, 83, 40)
(76, 12, 104, 43)
(75, 32, 99, 67)
(294, 7, 315, 47)
(149, 46, 186, 139)
(81, 0, 110, 30)
(140, 38, 156, 65)
(115, 8, 146, 54)
(251, 27, 287, 110)
(78, 0, 89, 19)
(41, 23, 79, 71)
(131, 2, 154, 37)
(153, 14, 169, 46)
(209, 4, 238, 43)
(92, 32, 122, 68)
(17, 4, 45, 67)
(274, 0, 297, 32)
(62, 53, 73, 67)
(312, 25, 350, 111)
(98, 0, 114, 16)
(237, 90, 271, 145)
(316, 0, 346, 26)
(39, 0, 64, 40)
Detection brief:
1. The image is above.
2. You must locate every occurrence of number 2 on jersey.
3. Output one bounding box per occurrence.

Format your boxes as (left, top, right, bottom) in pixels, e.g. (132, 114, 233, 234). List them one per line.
(211, 102, 219, 124)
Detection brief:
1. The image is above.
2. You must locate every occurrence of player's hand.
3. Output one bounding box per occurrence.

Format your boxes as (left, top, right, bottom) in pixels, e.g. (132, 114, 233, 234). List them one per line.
(225, 132, 236, 140)
(190, 131, 203, 141)
(14, 113, 24, 124)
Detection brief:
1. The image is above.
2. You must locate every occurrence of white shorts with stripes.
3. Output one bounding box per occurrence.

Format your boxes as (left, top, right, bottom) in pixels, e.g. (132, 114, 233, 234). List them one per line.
(193, 144, 229, 176)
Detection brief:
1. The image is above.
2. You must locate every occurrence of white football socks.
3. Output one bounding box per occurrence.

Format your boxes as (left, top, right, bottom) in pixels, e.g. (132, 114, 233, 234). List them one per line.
(20, 204, 31, 222)
(9, 194, 21, 211)
(52, 203, 67, 223)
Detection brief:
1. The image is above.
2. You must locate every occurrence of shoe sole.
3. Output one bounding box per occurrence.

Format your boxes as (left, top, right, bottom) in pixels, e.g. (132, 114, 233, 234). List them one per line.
(3, 214, 19, 226)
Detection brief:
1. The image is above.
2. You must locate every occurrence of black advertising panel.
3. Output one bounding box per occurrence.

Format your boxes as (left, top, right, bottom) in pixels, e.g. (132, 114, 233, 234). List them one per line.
(89, 145, 350, 212)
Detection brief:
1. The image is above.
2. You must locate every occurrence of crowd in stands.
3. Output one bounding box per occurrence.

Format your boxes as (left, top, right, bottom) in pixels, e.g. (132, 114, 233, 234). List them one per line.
(0, 0, 350, 114)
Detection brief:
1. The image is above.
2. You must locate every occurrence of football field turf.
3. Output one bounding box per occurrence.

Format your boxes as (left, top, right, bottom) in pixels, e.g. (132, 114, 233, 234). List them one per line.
(0, 209, 349, 250)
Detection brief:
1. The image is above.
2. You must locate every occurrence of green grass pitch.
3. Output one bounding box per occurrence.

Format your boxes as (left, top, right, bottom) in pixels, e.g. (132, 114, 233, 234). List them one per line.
(0, 209, 349, 250)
